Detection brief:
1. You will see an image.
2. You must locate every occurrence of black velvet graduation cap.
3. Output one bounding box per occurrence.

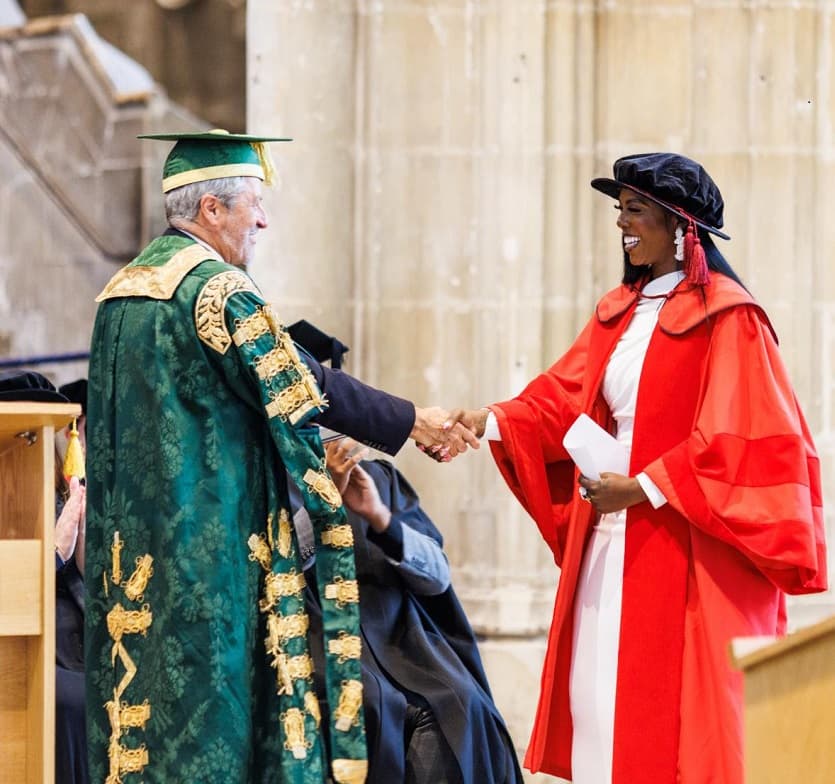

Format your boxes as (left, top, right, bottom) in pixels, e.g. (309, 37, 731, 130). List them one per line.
(287, 320, 350, 370)
(59, 379, 88, 415)
(0, 370, 68, 403)
(590, 152, 730, 240)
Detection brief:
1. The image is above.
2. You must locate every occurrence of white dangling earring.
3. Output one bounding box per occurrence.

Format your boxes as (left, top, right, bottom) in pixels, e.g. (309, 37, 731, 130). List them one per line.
(674, 226, 685, 262)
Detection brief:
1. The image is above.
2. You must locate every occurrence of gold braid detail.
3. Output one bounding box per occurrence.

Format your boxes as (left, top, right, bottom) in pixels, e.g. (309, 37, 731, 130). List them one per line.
(303, 468, 343, 511)
(324, 578, 359, 608)
(281, 707, 312, 760)
(232, 308, 271, 346)
(332, 759, 369, 784)
(254, 345, 295, 381)
(123, 555, 154, 602)
(304, 690, 321, 728)
(194, 270, 259, 354)
(328, 633, 362, 663)
(321, 525, 354, 549)
(276, 509, 293, 558)
(333, 680, 363, 732)
(120, 700, 152, 729)
(248, 533, 272, 572)
(265, 382, 322, 425)
(111, 532, 123, 585)
(259, 571, 306, 612)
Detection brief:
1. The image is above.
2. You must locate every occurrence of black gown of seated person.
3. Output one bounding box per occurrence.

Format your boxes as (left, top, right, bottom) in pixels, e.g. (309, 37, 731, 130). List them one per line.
(302, 460, 524, 784)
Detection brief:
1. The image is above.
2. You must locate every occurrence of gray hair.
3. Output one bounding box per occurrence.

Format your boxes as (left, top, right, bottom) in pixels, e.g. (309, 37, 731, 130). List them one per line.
(164, 176, 250, 223)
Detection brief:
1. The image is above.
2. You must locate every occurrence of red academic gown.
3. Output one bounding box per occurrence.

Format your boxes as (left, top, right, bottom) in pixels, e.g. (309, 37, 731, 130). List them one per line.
(488, 273, 827, 783)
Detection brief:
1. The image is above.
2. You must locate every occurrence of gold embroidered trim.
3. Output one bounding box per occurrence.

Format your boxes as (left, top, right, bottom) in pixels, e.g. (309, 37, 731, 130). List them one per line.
(233, 308, 272, 346)
(254, 345, 295, 382)
(116, 744, 149, 774)
(324, 578, 359, 608)
(304, 691, 321, 728)
(277, 509, 293, 558)
(274, 611, 310, 643)
(265, 382, 321, 425)
(272, 653, 315, 695)
(260, 571, 307, 612)
(111, 532, 123, 585)
(286, 653, 314, 681)
(103, 533, 154, 782)
(281, 707, 311, 760)
(107, 603, 153, 642)
(321, 525, 354, 549)
(248, 533, 272, 572)
(195, 270, 259, 354)
(120, 700, 152, 729)
(333, 680, 363, 732)
(273, 653, 293, 696)
(303, 468, 343, 511)
(123, 555, 154, 602)
(96, 245, 221, 302)
(332, 759, 369, 784)
(328, 633, 362, 663)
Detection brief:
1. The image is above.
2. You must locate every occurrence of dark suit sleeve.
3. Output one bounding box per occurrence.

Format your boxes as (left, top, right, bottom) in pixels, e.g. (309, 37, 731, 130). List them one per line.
(297, 346, 416, 455)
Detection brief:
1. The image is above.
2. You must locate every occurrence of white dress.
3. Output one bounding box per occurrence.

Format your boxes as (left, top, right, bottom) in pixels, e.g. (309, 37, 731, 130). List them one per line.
(567, 270, 684, 783)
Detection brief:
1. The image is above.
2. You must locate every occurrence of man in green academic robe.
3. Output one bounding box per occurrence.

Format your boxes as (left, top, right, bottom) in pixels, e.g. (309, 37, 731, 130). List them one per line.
(84, 132, 476, 784)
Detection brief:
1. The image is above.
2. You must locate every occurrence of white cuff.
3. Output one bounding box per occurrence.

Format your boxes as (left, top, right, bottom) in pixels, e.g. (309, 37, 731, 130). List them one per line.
(636, 472, 667, 509)
(483, 411, 501, 441)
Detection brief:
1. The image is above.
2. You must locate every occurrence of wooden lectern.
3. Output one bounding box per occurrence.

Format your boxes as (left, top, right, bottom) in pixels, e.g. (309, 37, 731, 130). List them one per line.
(0, 401, 80, 784)
(732, 615, 835, 784)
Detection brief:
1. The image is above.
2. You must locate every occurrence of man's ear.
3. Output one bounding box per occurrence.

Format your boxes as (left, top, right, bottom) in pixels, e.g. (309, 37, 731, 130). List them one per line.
(197, 193, 224, 225)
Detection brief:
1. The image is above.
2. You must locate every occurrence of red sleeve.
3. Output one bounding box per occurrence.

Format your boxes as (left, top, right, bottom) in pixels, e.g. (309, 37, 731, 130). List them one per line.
(488, 318, 594, 565)
(644, 306, 827, 594)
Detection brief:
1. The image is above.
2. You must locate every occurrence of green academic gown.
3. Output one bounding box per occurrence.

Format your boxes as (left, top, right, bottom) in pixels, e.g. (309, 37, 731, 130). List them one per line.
(85, 235, 367, 784)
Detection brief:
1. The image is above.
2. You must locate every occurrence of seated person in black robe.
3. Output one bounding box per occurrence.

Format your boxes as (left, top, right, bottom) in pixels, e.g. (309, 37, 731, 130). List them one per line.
(292, 440, 524, 784)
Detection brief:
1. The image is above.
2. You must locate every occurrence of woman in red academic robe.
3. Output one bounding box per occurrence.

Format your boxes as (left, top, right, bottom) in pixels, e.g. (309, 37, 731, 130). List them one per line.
(449, 153, 827, 783)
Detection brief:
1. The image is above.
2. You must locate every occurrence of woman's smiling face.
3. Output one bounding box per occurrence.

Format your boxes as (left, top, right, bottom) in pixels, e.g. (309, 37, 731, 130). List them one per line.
(615, 188, 680, 278)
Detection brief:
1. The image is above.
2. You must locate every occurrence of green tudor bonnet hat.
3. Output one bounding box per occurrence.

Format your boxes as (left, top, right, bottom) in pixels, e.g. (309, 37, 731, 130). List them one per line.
(138, 129, 292, 193)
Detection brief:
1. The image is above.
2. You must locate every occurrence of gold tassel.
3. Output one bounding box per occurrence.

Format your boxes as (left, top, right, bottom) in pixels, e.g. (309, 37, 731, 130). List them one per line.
(251, 142, 277, 187)
(63, 417, 86, 481)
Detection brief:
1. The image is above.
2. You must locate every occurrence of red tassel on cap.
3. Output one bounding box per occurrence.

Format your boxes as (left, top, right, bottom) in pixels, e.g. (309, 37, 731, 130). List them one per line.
(682, 217, 709, 286)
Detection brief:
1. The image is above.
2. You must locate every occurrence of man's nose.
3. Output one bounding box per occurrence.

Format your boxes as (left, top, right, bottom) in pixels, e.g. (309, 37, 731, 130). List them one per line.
(257, 206, 268, 229)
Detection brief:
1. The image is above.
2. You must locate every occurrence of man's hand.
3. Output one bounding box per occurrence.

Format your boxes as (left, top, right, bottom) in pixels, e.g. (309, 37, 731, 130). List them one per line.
(577, 472, 647, 515)
(324, 438, 390, 532)
(411, 406, 481, 461)
(324, 438, 368, 494)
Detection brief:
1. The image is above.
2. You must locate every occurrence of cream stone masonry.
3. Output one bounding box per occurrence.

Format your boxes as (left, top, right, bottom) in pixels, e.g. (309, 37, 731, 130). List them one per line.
(0, 9, 203, 383)
(249, 1, 835, 780)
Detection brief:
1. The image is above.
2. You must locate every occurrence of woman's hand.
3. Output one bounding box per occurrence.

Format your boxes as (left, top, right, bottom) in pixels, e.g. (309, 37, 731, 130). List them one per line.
(577, 472, 647, 515)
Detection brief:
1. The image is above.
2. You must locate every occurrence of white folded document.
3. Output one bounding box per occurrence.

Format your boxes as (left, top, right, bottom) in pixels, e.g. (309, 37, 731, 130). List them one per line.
(562, 413, 629, 480)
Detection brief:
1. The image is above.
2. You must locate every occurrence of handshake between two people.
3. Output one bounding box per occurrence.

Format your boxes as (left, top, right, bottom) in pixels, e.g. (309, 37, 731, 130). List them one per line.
(410, 406, 491, 463)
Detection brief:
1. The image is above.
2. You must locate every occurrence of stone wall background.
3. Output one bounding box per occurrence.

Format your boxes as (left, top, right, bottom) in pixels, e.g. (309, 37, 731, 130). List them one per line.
(247, 3, 835, 780)
(1, 1, 832, 780)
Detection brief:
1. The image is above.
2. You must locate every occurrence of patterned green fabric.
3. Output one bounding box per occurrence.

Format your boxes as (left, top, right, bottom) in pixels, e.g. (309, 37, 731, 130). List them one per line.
(85, 235, 367, 783)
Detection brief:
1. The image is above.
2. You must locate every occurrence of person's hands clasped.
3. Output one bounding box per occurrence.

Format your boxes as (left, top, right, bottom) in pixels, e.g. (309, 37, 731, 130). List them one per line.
(324, 438, 391, 532)
(55, 475, 86, 563)
(577, 472, 648, 515)
(411, 406, 481, 462)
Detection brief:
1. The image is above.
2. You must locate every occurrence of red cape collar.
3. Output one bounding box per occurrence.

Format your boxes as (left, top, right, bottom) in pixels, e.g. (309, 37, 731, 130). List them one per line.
(595, 273, 777, 342)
